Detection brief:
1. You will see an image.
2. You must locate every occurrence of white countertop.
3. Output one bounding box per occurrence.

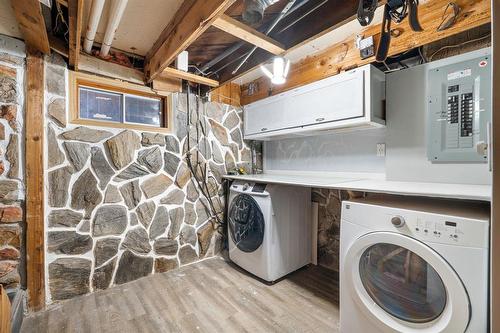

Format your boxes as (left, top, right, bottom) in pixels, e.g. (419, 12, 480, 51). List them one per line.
(223, 171, 491, 201)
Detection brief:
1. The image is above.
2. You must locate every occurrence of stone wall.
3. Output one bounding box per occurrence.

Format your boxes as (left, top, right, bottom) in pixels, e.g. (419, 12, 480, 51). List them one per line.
(44, 54, 251, 303)
(0, 36, 25, 292)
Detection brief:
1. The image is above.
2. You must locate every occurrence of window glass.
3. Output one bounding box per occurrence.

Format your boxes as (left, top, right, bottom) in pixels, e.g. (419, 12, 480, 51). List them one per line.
(125, 95, 162, 127)
(79, 87, 122, 122)
(359, 243, 447, 323)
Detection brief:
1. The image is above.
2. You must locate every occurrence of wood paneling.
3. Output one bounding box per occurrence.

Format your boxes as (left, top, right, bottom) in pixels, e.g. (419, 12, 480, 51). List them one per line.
(68, 0, 84, 69)
(0, 286, 10, 333)
(212, 15, 285, 55)
(144, 0, 236, 83)
(25, 49, 45, 311)
(241, 0, 491, 105)
(210, 82, 241, 107)
(161, 67, 219, 87)
(10, 0, 50, 54)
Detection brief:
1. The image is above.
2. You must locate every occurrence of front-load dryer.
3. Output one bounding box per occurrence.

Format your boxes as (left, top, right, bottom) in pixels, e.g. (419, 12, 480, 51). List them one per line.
(228, 181, 311, 282)
(340, 196, 490, 333)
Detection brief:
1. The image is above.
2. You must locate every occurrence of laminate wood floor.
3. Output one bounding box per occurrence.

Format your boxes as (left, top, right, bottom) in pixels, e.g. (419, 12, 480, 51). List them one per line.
(21, 257, 340, 333)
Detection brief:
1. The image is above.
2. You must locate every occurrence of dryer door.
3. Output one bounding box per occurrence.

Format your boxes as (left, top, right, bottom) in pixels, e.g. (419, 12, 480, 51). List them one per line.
(228, 194, 265, 253)
(344, 232, 470, 333)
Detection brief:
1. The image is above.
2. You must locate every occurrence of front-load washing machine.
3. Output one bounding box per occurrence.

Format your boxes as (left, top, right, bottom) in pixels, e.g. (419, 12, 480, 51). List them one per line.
(340, 196, 490, 333)
(228, 181, 311, 282)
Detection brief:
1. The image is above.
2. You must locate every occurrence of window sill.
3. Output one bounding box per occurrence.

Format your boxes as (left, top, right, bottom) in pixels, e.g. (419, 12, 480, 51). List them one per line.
(70, 118, 172, 134)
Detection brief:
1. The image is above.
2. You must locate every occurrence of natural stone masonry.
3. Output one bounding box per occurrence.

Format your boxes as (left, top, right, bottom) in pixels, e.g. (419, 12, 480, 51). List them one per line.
(47, 231, 92, 255)
(94, 238, 120, 267)
(106, 130, 141, 169)
(121, 228, 152, 254)
(114, 251, 153, 284)
(92, 205, 127, 237)
(64, 142, 90, 171)
(48, 209, 83, 228)
(49, 258, 91, 300)
(70, 169, 102, 218)
(91, 147, 115, 190)
(60, 126, 113, 143)
(48, 166, 73, 207)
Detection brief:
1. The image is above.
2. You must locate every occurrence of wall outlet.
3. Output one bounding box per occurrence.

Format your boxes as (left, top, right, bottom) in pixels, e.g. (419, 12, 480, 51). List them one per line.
(377, 143, 386, 157)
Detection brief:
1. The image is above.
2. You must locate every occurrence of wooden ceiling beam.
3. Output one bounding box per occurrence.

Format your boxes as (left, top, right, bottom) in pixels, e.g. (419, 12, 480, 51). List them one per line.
(212, 14, 285, 55)
(68, 0, 84, 70)
(144, 0, 236, 83)
(241, 0, 491, 105)
(10, 0, 50, 54)
(161, 67, 219, 87)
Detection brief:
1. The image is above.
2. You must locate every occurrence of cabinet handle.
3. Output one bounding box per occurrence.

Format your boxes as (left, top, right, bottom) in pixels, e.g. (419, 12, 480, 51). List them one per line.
(315, 117, 325, 122)
(261, 127, 268, 132)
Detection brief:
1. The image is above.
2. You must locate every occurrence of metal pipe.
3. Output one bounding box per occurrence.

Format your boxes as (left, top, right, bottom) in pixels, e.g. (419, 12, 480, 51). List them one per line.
(100, 0, 128, 57)
(83, 0, 106, 54)
(277, 0, 328, 33)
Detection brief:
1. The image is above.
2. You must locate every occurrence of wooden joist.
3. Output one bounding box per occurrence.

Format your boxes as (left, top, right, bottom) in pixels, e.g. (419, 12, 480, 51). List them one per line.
(161, 67, 219, 87)
(26, 48, 45, 311)
(241, 0, 491, 105)
(10, 0, 50, 54)
(210, 82, 241, 107)
(144, 0, 235, 83)
(68, 0, 84, 70)
(212, 14, 285, 55)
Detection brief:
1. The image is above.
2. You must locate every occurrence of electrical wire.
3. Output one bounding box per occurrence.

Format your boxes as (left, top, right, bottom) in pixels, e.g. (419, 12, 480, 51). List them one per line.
(427, 33, 491, 62)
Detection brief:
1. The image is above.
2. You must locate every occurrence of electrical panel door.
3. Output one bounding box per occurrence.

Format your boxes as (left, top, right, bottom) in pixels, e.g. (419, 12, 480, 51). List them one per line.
(427, 54, 491, 163)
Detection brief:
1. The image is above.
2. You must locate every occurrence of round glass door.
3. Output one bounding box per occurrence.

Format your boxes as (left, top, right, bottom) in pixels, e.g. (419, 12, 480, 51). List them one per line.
(228, 194, 265, 253)
(359, 243, 447, 323)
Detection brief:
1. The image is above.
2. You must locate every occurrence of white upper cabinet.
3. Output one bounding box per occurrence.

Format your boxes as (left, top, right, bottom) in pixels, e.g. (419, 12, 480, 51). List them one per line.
(244, 64, 386, 140)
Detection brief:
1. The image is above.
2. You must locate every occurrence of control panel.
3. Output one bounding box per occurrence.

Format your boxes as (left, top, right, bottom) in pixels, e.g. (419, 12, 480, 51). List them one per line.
(427, 54, 491, 163)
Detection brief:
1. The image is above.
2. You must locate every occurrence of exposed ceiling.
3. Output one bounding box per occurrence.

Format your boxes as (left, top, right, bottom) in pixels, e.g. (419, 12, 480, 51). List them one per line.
(0, 0, 21, 39)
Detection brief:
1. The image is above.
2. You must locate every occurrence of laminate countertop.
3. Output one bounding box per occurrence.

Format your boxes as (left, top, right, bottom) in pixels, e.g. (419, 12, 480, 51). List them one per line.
(223, 172, 491, 202)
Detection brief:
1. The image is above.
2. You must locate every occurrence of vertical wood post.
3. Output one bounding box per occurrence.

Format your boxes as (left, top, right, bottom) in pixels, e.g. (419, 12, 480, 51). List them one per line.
(25, 48, 45, 311)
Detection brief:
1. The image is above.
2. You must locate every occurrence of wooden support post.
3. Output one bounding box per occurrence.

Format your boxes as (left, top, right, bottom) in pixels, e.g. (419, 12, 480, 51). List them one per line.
(161, 67, 219, 87)
(25, 48, 45, 311)
(68, 0, 84, 70)
(10, 0, 50, 54)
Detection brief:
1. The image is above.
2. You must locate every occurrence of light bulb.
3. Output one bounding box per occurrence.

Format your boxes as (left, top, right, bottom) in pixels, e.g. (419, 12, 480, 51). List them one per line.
(259, 56, 290, 85)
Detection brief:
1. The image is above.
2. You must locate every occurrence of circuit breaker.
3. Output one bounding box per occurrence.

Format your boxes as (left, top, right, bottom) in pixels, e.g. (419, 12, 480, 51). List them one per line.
(427, 54, 491, 163)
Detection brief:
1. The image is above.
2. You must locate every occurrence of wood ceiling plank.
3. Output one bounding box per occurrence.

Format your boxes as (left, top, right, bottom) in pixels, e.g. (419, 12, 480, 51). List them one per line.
(10, 0, 50, 54)
(68, 0, 84, 70)
(212, 14, 285, 55)
(144, 0, 236, 83)
(25, 48, 45, 311)
(241, 0, 491, 105)
(162, 67, 219, 87)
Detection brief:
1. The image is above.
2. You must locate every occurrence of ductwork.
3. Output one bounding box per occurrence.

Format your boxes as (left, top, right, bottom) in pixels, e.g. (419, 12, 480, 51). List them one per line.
(243, 0, 281, 24)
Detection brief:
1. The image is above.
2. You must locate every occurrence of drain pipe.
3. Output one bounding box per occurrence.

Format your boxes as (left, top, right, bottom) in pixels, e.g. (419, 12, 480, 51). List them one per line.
(83, 0, 106, 54)
(100, 0, 128, 57)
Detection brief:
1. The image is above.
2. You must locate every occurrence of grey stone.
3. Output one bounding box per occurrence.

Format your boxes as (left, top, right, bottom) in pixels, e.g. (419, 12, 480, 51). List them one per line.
(178, 245, 198, 265)
(78, 220, 90, 233)
(174, 110, 188, 139)
(91, 147, 115, 190)
(175, 163, 191, 188)
(209, 161, 226, 183)
(0, 180, 18, 201)
(45, 65, 65, 96)
(155, 258, 178, 273)
(225, 151, 236, 172)
(130, 212, 139, 226)
(164, 152, 180, 177)
(64, 142, 90, 172)
(180, 225, 197, 246)
(92, 205, 127, 237)
(48, 209, 83, 228)
(198, 137, 211, 160)
(206, 103, 225, 122)
(114, 250, 153, 284)
(136, 201, 156, 228)
(47, 231, 92, 255)
(186, 181, 199, 202)
(196, 198, 210, 226)
(165, 135, 180, 153)
(212, 142, 224, 163)
(46, 52, 67, 66)
(60, 127, 113, 143)
(94, 238, 120, 267)
(198, 221, 216, 257)
(141, 132, 164, 146)
(207, 178, 220, 197)
(208, 119, 228, 145)
(137, 147, 162, 173)
(141, 174, 173, 199)
(153, 238, 178, 256)
(49, 166, 73, 207)
(160, 188, 185, 205)
(48, 124, 65, 168)
(106, 130, 141, 169)
(6, 134, 19, 178)
(184, 202, 197, 225)
(104, 185, 122, 203)
(230, 128, 244, 149)
(167, 207, 184, 239)
(241, 148, 251, 162)
(93, 258, 116, 290)
(48, 98, 66, 127)
(114, 162, 150, 182)
(150, 206, 169, 240)
(120, 180, 141, 209)
(223, 111, 240, 130)
(121, 228, 152, 254)
(0, 74, 17, 104)
(71, 169, 102, 218)
(49, 258, 91, 300)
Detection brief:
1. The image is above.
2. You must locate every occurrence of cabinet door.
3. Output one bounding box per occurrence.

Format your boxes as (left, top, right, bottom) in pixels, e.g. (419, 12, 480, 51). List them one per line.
(244, 97, 287, 135)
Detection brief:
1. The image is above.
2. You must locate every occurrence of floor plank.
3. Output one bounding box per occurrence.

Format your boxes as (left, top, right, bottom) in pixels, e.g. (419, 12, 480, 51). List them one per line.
(21, 257, 340, 333)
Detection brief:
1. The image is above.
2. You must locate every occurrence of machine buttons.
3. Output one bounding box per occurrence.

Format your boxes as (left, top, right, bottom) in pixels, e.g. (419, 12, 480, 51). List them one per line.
(242, 183, 250, 191)
(391, 216, 405, 228)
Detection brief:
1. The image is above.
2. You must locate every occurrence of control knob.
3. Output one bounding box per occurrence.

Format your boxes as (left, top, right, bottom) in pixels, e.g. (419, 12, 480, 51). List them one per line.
(242, 183, 250, 191)
(391, 216, 405, 228)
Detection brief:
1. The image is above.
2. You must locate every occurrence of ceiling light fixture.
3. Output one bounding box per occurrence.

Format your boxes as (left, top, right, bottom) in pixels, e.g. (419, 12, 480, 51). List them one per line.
(260, 56, 290, 85)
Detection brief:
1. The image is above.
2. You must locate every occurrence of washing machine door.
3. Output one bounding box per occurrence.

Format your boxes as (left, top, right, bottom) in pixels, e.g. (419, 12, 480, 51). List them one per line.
(344, 231, 470, 333)
(228, 194, 265, 253)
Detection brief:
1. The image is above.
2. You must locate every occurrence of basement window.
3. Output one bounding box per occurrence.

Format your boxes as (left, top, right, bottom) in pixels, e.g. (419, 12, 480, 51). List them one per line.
(70, 71, 171, 132)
